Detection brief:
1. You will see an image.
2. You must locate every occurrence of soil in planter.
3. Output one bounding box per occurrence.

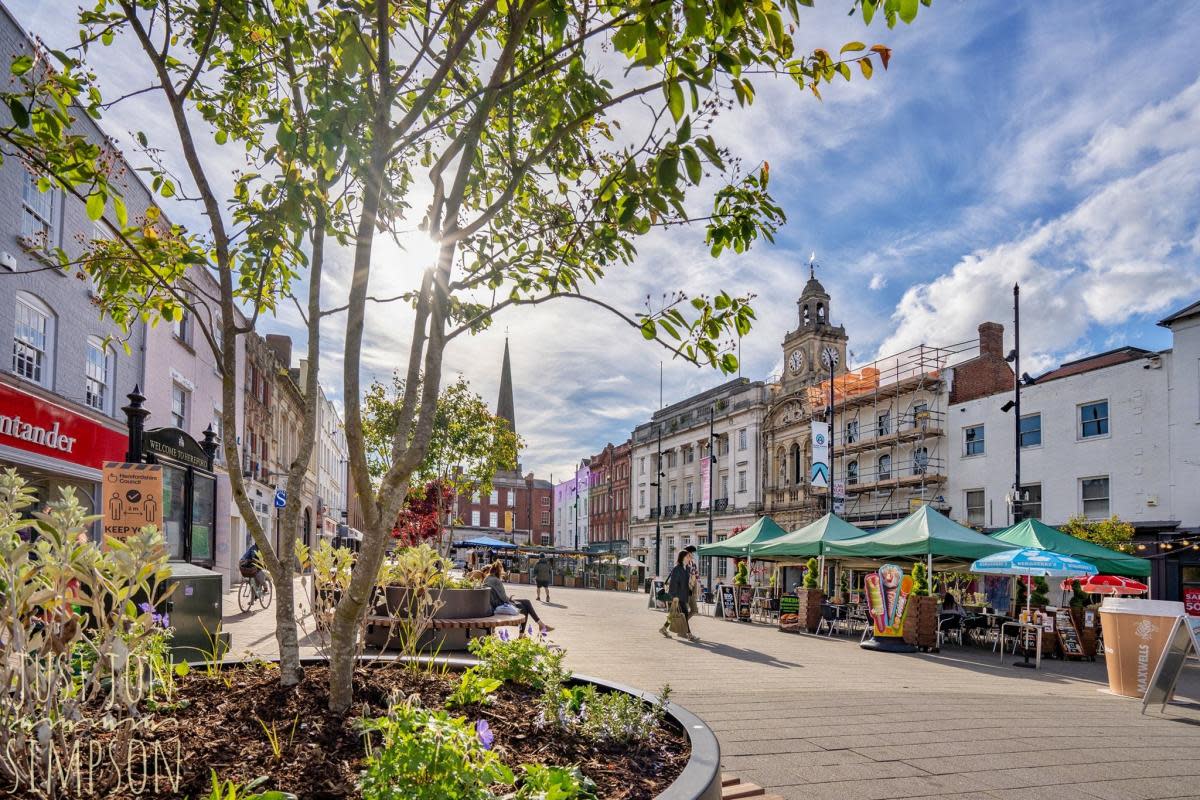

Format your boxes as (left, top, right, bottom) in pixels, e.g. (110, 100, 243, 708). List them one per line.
(30, 663, 688, 800)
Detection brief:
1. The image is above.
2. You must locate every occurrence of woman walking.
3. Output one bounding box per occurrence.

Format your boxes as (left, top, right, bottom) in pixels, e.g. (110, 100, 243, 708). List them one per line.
(660, 550, 699, 641)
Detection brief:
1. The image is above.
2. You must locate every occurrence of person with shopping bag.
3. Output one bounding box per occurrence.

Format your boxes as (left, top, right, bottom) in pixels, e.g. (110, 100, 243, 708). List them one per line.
(659, 550, 699, 641)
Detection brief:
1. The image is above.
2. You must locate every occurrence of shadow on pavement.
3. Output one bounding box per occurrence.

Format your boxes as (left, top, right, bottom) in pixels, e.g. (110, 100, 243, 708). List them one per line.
(679, 637, 803, 669)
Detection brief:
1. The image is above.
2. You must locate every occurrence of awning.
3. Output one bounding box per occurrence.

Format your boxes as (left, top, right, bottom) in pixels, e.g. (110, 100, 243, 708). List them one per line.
(753, 513, 869, 559)
(697, 516, 790, 558)
(824, 505, 1014, 561)
(991, 518, 1150, 577)
(455, 536, 517, 550)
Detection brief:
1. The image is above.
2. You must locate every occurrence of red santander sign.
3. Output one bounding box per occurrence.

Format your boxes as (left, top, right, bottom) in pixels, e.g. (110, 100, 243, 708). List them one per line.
(1184, 587, 1200, 618)
(0, 381, 127, 469)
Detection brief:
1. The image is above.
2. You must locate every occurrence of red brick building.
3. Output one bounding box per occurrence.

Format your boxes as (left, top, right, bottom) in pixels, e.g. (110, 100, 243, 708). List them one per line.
(587, 439, 632, 556)
(949, 322, 1016, 404)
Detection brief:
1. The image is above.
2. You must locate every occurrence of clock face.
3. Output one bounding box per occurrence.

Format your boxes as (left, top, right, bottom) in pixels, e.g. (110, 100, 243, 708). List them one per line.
(821, 346, 840, 369)
(788, 349, 804, 375)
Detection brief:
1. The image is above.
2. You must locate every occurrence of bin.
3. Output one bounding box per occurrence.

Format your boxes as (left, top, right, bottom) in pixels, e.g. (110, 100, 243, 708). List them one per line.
(1098, 598, 1185, 698)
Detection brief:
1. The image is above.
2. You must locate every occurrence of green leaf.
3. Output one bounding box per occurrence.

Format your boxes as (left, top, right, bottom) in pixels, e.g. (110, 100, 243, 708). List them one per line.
(667, 81, 684, 123)
(640, 318, 657, 340)
(173, 661, 190, 677)
(111, 195, 127, 228)
(859, 59, 874, 79)
(839, 42, 866, 54)
(7, 98, 28, 129)
(656, 153, 678, 189)
(682, 146, 702, 185)
(899, 0, 919, 23)
(86, 192, 104, 221)
(215, 129, 227, 145)
(10, 55, 33, 76)
(862, 0, 877, 24)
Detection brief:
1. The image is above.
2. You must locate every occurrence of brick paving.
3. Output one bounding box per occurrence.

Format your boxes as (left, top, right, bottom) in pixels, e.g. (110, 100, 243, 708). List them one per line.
(223, 583, 1200, 800)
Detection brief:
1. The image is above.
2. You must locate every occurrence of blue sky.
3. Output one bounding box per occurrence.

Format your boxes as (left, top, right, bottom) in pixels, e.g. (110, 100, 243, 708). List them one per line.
(12, 1, 1200, 481)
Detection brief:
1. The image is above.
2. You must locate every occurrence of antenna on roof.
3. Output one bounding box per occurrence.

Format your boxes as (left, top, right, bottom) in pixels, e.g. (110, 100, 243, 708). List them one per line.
(808, 252, 816, 280)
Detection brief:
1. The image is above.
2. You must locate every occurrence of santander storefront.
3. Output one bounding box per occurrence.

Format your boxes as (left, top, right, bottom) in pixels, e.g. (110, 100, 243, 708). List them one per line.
(0, 378, 127, 516)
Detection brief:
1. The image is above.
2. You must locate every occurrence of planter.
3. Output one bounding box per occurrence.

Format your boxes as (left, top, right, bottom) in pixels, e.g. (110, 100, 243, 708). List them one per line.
(367, 586, 493, 651)
(796, 588, 823, 633)
(1070, 608, 1099, 659)
(197, 655, 721, 800)
(902, 595, 939, 651)
(563, 576, 577, 588)
(554, 574, 565, 587)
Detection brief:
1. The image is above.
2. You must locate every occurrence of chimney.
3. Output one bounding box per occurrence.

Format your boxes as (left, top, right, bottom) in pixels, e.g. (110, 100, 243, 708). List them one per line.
(978, 322, 1004, 358)
(265, 334, 293, 368)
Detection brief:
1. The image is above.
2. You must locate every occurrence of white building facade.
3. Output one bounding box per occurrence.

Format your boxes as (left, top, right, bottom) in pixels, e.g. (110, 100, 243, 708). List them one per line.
(629, 378, 768, 580)
(552, 462, 590, 550)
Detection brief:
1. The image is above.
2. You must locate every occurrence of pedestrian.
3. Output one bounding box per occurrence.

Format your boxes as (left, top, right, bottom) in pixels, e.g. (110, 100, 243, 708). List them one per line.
(533, 555, 553, 602)
(660, 550, 699, 641)
(684, 544, 701, 616)
(484, 562, 554, 637)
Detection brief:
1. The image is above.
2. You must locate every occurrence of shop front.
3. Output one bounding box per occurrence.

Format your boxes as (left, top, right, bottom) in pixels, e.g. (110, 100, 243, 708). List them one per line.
(0, 378, 127, 526)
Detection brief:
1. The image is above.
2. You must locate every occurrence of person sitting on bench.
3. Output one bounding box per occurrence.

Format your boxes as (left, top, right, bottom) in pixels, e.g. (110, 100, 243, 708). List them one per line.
(484, 562, 553, 637)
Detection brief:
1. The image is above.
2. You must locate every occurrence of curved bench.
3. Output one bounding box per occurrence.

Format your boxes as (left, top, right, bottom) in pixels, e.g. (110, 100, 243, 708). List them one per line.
(365, 612, 528, 642)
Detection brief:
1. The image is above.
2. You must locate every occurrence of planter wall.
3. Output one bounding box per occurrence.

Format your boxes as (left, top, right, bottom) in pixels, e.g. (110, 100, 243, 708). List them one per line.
(367, 587, 493, 652)
(796, 588, 823, 633)
(902, 595, 939, 650)
(202, 655, 722, 800)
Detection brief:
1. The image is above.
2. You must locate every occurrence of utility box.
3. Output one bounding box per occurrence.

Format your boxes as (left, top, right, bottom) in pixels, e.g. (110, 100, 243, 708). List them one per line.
(161, 562, 229, 661)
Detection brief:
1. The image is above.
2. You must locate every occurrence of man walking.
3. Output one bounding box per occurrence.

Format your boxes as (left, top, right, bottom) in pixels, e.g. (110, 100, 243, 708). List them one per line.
(684, 544, 701, 617)
(533, 555, 553, 602)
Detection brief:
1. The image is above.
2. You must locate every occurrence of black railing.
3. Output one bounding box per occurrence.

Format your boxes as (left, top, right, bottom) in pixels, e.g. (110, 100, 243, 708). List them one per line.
(663, 505, 677, 517)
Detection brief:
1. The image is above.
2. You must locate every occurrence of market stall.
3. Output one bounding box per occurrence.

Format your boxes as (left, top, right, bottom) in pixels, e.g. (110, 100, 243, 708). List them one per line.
(991, 518, 1151, 578)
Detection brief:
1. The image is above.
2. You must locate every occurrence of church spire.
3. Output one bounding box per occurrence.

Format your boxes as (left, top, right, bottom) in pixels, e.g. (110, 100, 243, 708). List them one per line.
(496, 337, 516, 436)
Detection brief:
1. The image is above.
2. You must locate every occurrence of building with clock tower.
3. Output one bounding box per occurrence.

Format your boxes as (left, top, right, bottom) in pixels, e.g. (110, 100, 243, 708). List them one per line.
(762, 266, 849, 530)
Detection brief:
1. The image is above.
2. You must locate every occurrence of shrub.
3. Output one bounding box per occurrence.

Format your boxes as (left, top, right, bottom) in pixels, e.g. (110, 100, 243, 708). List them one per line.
(802, 557, 819, 590)
(1070, 579, 1089, 610)
(537, 682, 670, 746)
(469, 635, 567, 691)
(510, 764, 598, 799)
(1031, 576, 1050, 608)
(446, 667, 503, 709)
(733, 561, 748, 586)
(911, 562, 931, 596)
(359, 699, 513, 800)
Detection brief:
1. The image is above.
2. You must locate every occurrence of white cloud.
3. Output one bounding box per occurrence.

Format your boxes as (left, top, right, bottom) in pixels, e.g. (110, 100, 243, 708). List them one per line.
(868, 273, 887, 291)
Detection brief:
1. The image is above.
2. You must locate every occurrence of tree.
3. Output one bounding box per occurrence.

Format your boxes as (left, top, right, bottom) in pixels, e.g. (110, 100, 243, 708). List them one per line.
(393, 480, 456, 546)
(2, 0, 936, 713)
(1061, 515, 1136, 554)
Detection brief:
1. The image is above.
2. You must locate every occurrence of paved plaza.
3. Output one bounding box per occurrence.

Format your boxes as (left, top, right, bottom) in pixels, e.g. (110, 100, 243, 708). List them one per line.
(224, 583, 1200, 800)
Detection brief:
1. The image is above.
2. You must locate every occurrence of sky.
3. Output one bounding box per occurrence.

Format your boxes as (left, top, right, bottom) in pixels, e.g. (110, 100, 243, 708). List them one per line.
(11, 1, 1200, 482)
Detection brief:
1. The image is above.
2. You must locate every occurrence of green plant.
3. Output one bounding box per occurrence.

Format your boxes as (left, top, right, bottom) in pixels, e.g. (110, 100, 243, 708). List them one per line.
(205, 771, 298, 800)
(1016, 577, 1028, 610)
(838, 571, 849, 599)
(802, 558, 819, 590)
(509, 764, 598, 800)
(1031, 576, 1050, 608)
(379, 543, 453, 589)
(733, 561, 749, 587)
(768, 569, 777, 588)
(469, 635, 567, 691)
(1070, 579, 1089, 610)
(911, 562, 931, 597)
(446, 668, 503, 709)
(1061, 515, 1136, 554)
(537, 682, 669, 745)
(258, 715, 300, 760)
(359, 699, 513, 800)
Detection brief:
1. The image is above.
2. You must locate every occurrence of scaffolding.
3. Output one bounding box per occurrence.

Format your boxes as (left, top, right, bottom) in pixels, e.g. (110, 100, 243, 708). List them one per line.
(807, 338, 980, 528)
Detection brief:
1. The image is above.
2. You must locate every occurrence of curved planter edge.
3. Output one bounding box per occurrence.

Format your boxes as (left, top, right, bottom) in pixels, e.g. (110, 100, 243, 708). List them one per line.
(202, 654, 720, 800)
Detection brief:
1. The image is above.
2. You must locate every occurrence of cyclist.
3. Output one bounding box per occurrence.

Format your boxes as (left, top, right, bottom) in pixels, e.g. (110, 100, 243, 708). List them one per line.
(239, 542, 268, 596)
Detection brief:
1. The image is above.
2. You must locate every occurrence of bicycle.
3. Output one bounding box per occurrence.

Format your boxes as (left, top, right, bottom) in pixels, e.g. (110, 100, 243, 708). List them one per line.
(237, 565, 273, 613)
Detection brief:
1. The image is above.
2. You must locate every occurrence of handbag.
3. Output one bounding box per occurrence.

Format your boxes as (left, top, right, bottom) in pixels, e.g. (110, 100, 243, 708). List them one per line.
(494, 603, 519, 616)
(667, 599, 691, 636)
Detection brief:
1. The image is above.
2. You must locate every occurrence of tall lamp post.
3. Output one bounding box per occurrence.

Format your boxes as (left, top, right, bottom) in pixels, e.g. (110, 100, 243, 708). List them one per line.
(1001, 284, 1035, 524)
(706, 405, 716, 594)
(652, 424, 663, 576)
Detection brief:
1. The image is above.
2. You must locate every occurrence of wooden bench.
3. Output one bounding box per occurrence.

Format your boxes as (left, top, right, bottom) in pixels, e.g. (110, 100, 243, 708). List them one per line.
(365, 613, 528, 641)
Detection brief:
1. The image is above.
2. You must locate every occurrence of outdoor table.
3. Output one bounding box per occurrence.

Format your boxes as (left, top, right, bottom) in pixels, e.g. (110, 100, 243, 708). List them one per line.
(999, 620, 1042, 669)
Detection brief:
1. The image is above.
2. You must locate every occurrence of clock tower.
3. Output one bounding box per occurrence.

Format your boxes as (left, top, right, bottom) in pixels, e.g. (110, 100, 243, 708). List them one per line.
(780, 263, 848, 390)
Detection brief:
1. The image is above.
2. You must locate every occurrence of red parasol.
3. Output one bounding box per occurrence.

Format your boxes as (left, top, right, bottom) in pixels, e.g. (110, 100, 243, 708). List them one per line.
(1059, 575, 1148, 595)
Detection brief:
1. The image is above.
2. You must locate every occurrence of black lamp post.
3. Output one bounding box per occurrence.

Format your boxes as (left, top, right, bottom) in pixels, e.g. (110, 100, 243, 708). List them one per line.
(1001, 283, 1036, 524)
(653, 423, 663, 576)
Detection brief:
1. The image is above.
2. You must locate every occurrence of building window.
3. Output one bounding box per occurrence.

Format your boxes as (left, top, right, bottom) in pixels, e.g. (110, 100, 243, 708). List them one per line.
(489, 489, 499, 505)
(1079, 401, 1109, 439)
(1020, 483, 1042, 519)
(1081, 476, 1110, 519)
(878, 454, 891, 481)
(911, 403, 929, 428)
(640, 457, 645, 475)
(912, 447, 928, 475)
(638, 488, 645, 508)
(669, 485, 677, 505)
(720, 474, 728, 499)
(738, 428, 747, 451)
(541, 496, 550, 507)
(172, 304, 191, 345)
(170, 383, 189, 429)
(1020, 413, 1041, 448)
(13, 293, 54, 387)
(506, 491, 514, 507)
(845, 420, 858, 444)
(685, 482, 694, 504)
(85, 336, 113, 413)
(21, 171, 56, 249)
(877, 412, 891, 436)
(716, 537, 728, 577)
(966, 490, 985, 527)
(847, 460, 858, 485)
(540, 511, 549, 525)
(684, 447, 694, 464)
(666, 536, 676, 565)
(471, 510, 480, 527)
(737, 470, 747, 493)
(964, 424, 984, 456)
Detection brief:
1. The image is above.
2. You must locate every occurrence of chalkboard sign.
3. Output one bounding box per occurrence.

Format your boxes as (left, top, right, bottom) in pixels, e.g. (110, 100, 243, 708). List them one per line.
(720, 585, 737, 621)
(1142, 616, 1200, 714)
(650, 579, 667, 611)
(1054, 610, 1085, 658)
(737, 586, 753, 622)
(779, 593, 800, 631)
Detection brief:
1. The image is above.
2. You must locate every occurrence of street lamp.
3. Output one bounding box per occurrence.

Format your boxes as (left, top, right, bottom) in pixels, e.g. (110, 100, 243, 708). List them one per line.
(706, 404, 715, 593)
(1001, 284, 1037, 524)
(651, 423, 664, 576)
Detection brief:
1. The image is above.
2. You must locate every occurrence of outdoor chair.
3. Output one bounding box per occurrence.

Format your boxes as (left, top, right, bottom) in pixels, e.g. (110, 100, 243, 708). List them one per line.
(937, 614, 963, 648)
(816, 603, 843, 637)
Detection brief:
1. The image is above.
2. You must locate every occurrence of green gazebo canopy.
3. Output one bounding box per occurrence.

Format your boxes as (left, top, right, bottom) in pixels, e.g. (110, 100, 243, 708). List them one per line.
(991, 518, 1150, 577)
(753, 513, 868, 559)
(697, 516, 790, 558)
(823, 505, 1014, 561)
